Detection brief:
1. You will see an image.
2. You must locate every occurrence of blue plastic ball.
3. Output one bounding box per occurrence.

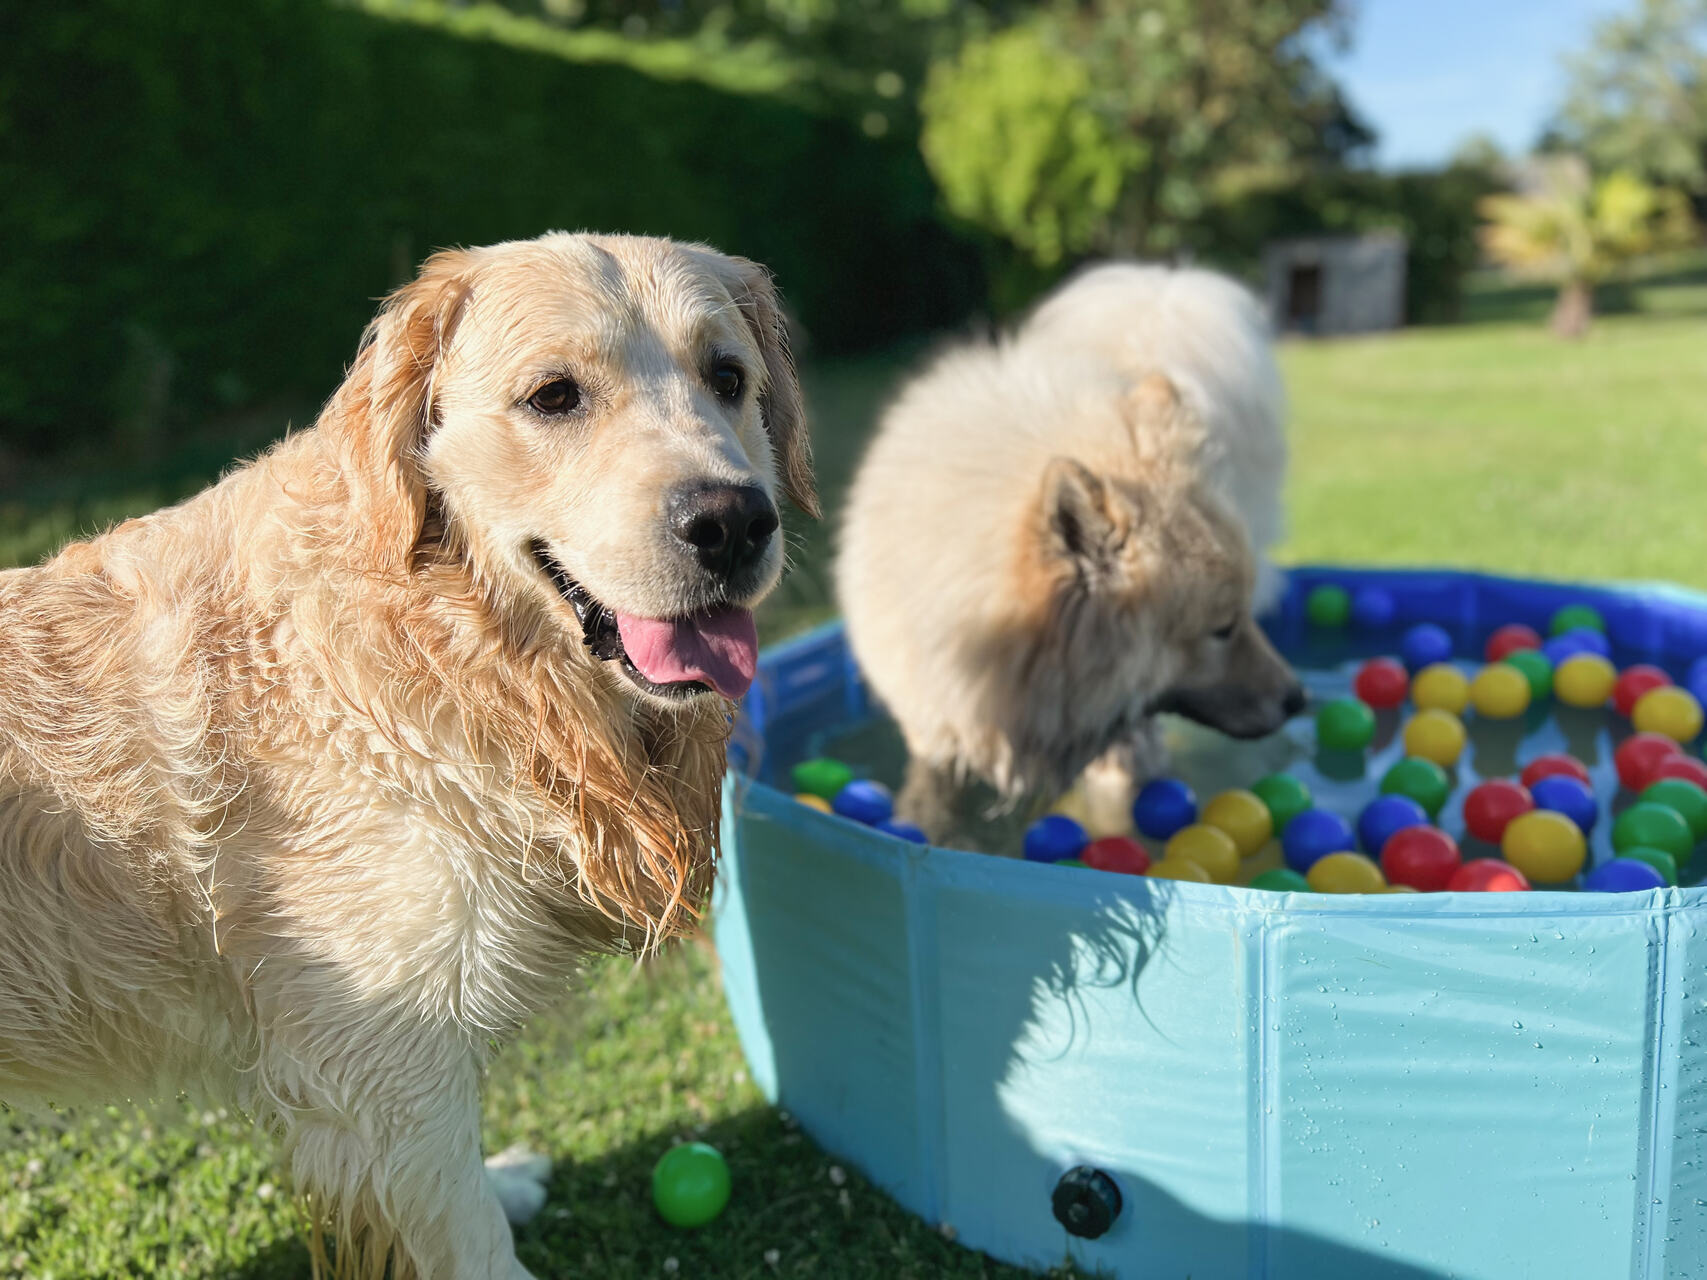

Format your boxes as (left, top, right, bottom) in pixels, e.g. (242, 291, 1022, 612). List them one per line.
(1023, 814, 1089, 863)
(1132, 778, 1198, 841)
(877, 818, 928, 844)
(1529, 774, 1599, 834)
(1686, 655, 1707, 709)
(1356, 794, 1429, 856)
(1282, 808, 1356, 873)
(1582, 858, 1668, 893)
(1400, 623, 1453, 672)
(1351, 587, 1397, 630)
(1543, 628, 1612, 668)
(832, 779, 893, 826)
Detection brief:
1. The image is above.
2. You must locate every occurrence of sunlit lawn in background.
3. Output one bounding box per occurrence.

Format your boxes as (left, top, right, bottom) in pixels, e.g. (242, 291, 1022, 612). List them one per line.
(2, 257, 1704, 1278)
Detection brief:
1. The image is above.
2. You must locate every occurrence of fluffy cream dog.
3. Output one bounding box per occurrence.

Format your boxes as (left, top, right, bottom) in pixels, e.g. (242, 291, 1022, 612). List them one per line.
(836, 262, 1298, 839)
(0, 232, 814, 1278)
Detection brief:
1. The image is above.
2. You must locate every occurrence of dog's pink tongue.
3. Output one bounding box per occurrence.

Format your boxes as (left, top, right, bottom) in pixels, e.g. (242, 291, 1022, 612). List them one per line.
(614, 606, 758, 699)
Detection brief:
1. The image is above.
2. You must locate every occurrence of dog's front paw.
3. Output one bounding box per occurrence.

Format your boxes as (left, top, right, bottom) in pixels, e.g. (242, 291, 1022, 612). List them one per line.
(485, 1145, 552, 1225)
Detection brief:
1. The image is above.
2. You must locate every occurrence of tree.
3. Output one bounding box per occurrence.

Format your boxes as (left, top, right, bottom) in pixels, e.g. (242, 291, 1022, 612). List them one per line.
(1477, 155, 1697, 337)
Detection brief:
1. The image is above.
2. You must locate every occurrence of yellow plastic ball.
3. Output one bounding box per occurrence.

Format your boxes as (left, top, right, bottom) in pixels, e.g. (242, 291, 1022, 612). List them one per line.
(1412, 663, 1470, 714)
(1500, 810, 1587, 883)
(1163, 824, 1241, 883)
(1306, 851, 1388, 894)
(1381, 883, 1420, 893)
(1200, 789, 1274, 858)
(1402, 708, 1467, 767)
(1147, 856, 1213, 883)
(795, 793, 833, 812)
(1633, 686, 1705, 743)
(1554, 654, 1617, 709)
(1469, 663, 1532, 719)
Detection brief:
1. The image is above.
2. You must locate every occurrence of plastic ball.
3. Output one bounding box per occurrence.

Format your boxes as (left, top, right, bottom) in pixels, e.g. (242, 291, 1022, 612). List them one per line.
(1401, 623, 1454, 672)
(1501, 649, 1554, 702)
(1281, 808, 1356, 873)
(1380, 826, 1462, 892)
(1132, 778, 1198, 841)
(1250, 773, 1312, 834)
(1403, 708, 1467, 767)
(1022, 814, 1089, 863)
(1619, 845, 1680, 886)
(1383, 884, 1421, 894)
(1485, 623, 1543, 662)
(1652, 754, 1707, 792)
(1306, 584, 1351, 627)
(1357, 794, 1429, 856)
(652, 1142, 732, 1228)
(1306, 851, 1387, 894)
(1613, 665, 1672, 718)
(1501, 810, 1587, 882)
(1379, 756, 1452, 818)
(1528, 774, 1599, 834)
(1544, 628, 1612, 667)
(1519, 754, 1591, 789)
(1550, 603, 1607, 636)
(1640, 779, 1707, 842)
(1164, 824, 1240, 882)
(878, 818, 929, 843)
(1201, 789, 1273, 857)
(794, 793, 833, 813)
(1147, 856, 1212, 883)
(1316, 697, 1376, 751)
(1411, 663, 1469, 714)
(1447, 860, 1532, 892)
(1248, 867, 1311, 892)
(832, 779, 893, 826)
(1615, 732, 1684, 790)
(1469, 663, 1532, 719)
(1687, 655, 1707, 709)
(792, 757, 854, 802)
(1553, 654, 1617, 709)
(1353, 657, 1409, 709)
(1058, 858, 1087, 868)
(1633, 686, 1705, 743)
(1611, 802, 1694, 862)
(1583, 858, 1669, 893)
(1351, 587, 1397, 630)
(1462, 779, 1534, 844)
(1082, 835, 1150, 875)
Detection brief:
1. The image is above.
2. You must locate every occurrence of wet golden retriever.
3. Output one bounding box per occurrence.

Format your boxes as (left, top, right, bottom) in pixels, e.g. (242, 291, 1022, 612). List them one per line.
(0, 232, 815, 1278)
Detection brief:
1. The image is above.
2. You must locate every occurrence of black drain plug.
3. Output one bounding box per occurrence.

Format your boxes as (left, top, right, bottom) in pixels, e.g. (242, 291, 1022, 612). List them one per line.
(1051, 1166, 1123, 1239)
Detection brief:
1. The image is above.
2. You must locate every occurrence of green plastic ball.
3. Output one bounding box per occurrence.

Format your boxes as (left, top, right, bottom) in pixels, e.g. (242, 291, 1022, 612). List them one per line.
(790, 758, 854, 803)
(1251, 773, 1312, 834)
(1316, 697, 1376, 751)
(1620, 845, 1680, 886)
(1379, 757, 1452, 818)
(1640, 779, 1707, 842)
(1249, 867, 1312, 892)
(1306, 585, 1351, 628)
(1550, 604, 1607, 636)
(1611, 802, 1694, 863)
(652, 1142, 732, 1228)
(1500, 649, 1553, 702)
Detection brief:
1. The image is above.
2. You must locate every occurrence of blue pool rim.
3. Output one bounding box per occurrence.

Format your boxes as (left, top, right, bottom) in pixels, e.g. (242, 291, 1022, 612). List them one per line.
(713, 566, 1707, 1280)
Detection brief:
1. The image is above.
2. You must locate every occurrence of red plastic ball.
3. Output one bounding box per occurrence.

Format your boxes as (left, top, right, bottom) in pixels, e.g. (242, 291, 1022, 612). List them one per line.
(1519, 753, 1592, 790)
(1462, 779, 1535, 844)
(1353, 657, 1409, 710)
(1615, 732, 1685, 791)
(1613, 665, 1673, 718)
(1485, 624, 1543, 662)
(1081, 835, 1151, 875)
(1650, 754, 1707, 790)
(1380, 826, 1462, 892)
(1447, 859, 1532, 892)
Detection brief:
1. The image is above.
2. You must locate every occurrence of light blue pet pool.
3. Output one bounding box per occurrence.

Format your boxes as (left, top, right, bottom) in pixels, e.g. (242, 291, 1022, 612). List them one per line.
(713, 568, 1707, 1280)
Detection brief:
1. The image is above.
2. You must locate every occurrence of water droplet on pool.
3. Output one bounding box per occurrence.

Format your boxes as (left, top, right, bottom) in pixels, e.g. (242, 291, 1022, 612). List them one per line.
(1513, 1021, 1523, 1029)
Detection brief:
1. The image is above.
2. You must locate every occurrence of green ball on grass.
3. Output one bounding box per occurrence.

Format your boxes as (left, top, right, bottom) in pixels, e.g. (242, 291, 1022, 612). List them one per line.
(652, 1142, 731, 1228)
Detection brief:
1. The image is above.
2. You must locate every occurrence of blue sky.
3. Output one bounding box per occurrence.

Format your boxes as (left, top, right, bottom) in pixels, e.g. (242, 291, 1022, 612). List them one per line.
(1325, 0, 1632, 169)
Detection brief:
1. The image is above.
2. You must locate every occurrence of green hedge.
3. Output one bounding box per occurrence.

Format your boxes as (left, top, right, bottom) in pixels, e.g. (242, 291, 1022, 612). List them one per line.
(0, 0, 982, 459)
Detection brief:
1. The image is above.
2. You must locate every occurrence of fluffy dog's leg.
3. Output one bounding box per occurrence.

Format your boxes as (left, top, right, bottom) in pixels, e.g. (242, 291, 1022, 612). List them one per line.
(1078, 721, 1170, 835)
(897, 755, 959, 842)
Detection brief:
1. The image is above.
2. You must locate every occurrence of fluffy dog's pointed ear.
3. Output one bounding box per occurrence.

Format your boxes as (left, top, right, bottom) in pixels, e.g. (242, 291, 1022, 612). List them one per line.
(711, 255, 818, 518)
(1124, 373, 1215, 474)
(1042, 457, 1138, 573)
(334, 248, 474, 571)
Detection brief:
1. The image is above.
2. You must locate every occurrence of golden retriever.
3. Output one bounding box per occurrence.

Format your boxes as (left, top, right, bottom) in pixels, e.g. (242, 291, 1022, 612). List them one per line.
(0, 232, 815, 1278)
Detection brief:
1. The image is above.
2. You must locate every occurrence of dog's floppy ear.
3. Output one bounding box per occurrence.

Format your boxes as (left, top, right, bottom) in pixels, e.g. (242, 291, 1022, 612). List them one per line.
(335, 248, 474, 571)
(708, 254, 818, 518)
(1041, 457, 1139, 575)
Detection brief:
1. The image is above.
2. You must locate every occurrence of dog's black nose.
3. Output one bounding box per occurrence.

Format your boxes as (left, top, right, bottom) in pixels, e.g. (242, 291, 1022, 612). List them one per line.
(1283, 684, 1308, 718)
(668, 483, 778, 582)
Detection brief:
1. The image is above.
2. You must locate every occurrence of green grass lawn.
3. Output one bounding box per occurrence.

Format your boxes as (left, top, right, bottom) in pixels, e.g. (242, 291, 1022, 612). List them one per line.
(3, 260, 1705, 1278)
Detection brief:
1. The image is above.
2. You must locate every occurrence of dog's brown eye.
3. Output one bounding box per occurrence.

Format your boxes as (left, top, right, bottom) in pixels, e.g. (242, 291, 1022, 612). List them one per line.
(528, 378, 580, 415)
(710, 361, 744, 401)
